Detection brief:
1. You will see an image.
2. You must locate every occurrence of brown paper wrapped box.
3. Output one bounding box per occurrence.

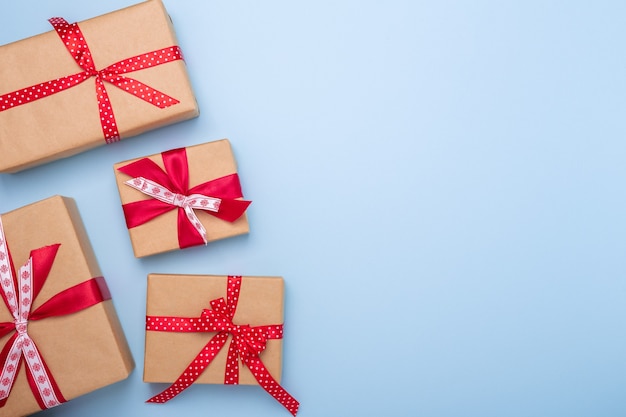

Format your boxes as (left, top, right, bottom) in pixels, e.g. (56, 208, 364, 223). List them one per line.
(113, 139, 250, 258)
(144, 274, 283, 385)
(0, 0, 199, 173)
(0, 196, 134, 416)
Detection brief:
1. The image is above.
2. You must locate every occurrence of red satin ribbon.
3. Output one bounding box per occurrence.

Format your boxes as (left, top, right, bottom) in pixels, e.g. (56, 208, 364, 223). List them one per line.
(117, 147, 252, 249)
(0, 17, 183, 143)
(146, 276, 299, 416)
(0, 243, 112, 410)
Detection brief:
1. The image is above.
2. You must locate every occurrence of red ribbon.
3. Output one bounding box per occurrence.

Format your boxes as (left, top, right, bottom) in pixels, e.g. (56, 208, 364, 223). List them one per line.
(146, 276, 299, 416)
(0, 17, 183, 143)
(117, 147, 251, 249)
(0, 241, 111, 410)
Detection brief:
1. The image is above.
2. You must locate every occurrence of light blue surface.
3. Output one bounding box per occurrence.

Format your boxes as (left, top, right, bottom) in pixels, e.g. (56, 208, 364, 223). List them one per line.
(1, 1, 625, 416)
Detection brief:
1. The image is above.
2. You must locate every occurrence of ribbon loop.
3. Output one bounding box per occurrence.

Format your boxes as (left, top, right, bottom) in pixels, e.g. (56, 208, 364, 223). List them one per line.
(208, 297, 229, 315)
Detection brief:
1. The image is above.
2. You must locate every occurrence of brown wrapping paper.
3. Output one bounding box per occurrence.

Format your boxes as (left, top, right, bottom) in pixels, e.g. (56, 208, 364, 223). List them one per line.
(144, 274, 283, 386)
(0, 196, 134, 417)
(0, 0, 199, 173)
(113, 139, 250, 258)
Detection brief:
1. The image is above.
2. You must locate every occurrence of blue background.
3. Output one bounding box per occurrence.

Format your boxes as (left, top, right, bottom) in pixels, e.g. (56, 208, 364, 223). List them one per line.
(1, 1, 625, 416)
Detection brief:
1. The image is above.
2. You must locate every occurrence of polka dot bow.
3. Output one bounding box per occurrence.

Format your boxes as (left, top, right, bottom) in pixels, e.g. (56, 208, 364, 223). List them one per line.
(0, 17, 184, 143)
(145, 276, 300, 416)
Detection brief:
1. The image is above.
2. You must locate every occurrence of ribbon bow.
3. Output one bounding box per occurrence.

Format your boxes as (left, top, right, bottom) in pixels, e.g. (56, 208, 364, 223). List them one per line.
(204, 298, 271, 361)
(117, 147, 251, 248)
(0, 17, 183, 143)
(0, 217, 111, 410)
(146, 276, 299, 416)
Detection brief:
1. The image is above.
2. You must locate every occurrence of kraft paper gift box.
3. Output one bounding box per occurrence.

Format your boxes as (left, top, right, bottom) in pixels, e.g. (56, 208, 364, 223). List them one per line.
(144, 274, 299, 415)
(113, 139, 251, 258)
(0, 0, 199, 173)
(0, 196, 134, 416)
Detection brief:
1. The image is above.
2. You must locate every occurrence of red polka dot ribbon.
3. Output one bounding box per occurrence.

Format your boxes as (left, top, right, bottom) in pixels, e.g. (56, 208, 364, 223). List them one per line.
(0, 17, 184, 143)
(0, 217, 112, 411)
(146, 276, 300, 416)
(117, 147, 252, 249)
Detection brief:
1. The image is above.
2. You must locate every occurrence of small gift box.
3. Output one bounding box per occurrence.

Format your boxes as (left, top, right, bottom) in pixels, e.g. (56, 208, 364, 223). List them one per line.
(144, 274, 299, 415)
(0, 195, 134, 416)
(113, 139, 251, 258)
(0, 0, 199, 173)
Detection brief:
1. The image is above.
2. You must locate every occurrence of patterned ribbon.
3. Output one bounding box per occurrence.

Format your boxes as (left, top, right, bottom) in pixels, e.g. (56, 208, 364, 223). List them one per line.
(0, 17, 183, 143)
(0, 217, 112, 410)
(124, 176, 221, 244)
(146, 276, 299, 416)
(117, 147, 251, 248)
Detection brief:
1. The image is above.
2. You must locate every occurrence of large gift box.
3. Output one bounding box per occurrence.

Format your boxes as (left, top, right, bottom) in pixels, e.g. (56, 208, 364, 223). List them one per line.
(0, 196, 134, 416)
(113, 139, 251, 258)
(144, 274, 299, 415)
(0, 0, 199, 173)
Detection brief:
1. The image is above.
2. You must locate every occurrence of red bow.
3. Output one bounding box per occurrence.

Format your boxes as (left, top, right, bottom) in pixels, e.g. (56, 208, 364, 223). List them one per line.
(0, 219, 111, 410)
(117, 147, 251, 249)
(146, 276, 299, 416)
(0, 17, 183, 143)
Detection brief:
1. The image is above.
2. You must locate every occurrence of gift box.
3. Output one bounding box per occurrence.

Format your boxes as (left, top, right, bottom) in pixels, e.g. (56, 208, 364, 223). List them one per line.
(113, 139, 251, 258)
(0, 196, 134, 416)
(0, 0, 199, 173)
(144, 274, 299, 415)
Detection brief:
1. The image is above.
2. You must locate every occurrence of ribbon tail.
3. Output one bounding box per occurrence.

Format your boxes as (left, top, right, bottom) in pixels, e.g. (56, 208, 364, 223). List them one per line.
(103, 75, 180, 109)
(177, 208, 206, 248)
(147, 333, 228, 404)
(0, 333, 20, 408)
(183, 206, 207, 245)
(224, 339, 240, 385)
(23, 338, 65, 410)
(190, 173, 251, 222)
(209, 198, 251, 223)
(243, 356, 300, 416)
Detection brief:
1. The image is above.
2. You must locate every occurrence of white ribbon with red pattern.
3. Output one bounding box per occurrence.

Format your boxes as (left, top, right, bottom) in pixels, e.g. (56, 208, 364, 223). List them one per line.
(0, 219, 61, 407)
(124, 176, 222, 244)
